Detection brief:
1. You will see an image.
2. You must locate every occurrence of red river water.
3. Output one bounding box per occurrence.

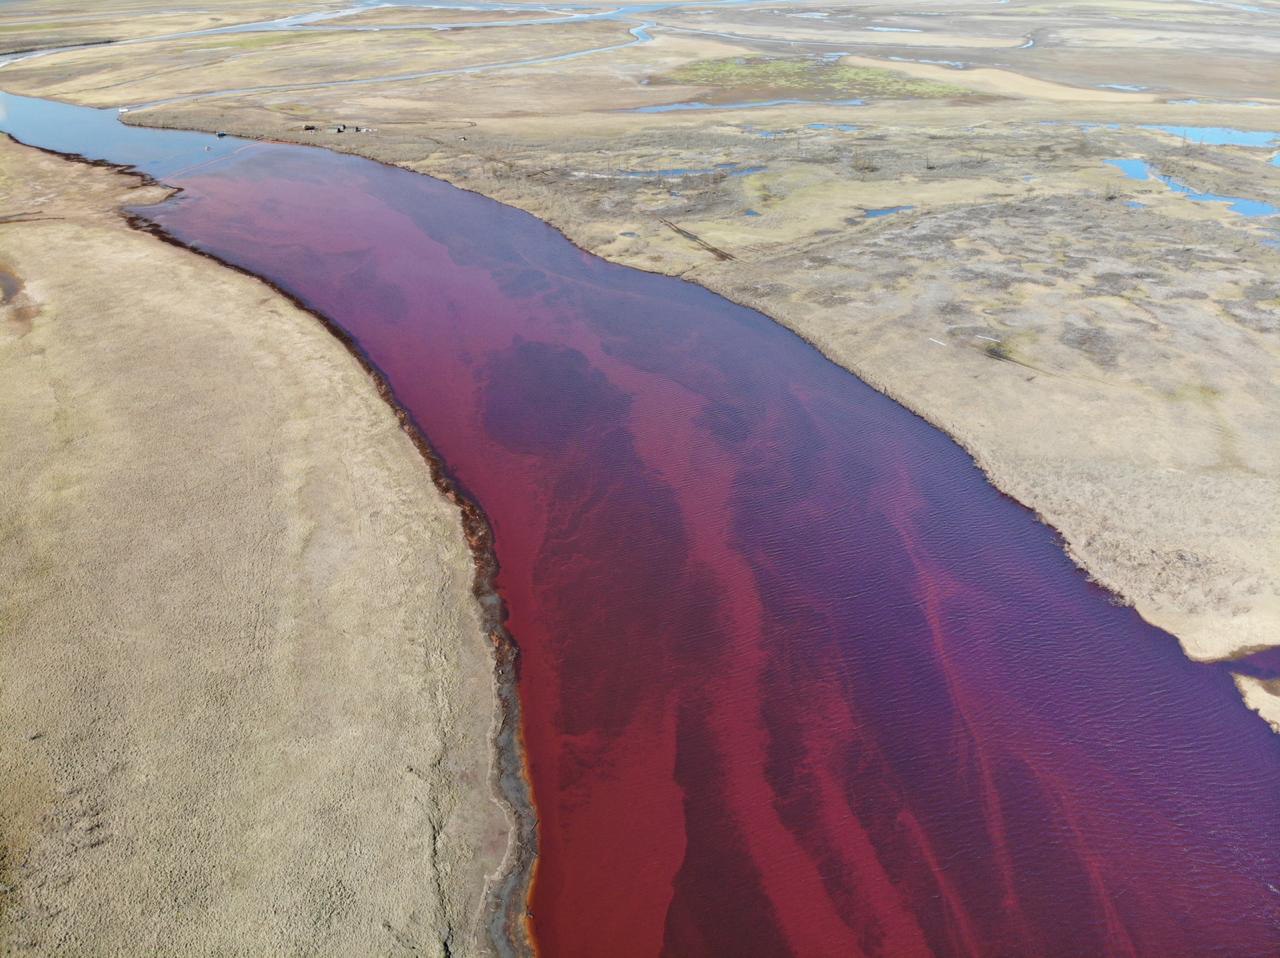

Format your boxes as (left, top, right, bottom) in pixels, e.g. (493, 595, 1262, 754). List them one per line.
(4, 96, 1277, 956)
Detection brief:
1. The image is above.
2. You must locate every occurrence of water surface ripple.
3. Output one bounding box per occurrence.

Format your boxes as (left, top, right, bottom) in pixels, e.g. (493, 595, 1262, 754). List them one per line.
(3, 93, 1277, 957)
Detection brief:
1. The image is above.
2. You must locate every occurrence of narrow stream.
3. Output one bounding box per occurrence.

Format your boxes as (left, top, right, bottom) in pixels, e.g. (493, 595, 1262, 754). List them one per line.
(2, 92, 1278, 957)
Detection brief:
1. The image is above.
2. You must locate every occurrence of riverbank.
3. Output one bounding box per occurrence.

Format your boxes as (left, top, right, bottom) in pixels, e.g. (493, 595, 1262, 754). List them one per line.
(123, 95, 1280, 701)
(0, 137, 509, 955)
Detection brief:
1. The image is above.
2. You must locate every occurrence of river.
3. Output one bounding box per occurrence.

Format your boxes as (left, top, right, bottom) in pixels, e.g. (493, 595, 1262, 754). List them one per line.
(2, 91, 1277, 956)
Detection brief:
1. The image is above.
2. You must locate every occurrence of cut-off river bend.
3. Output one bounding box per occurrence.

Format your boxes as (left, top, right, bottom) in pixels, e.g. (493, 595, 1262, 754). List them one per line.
(3, 92, 1277, 957)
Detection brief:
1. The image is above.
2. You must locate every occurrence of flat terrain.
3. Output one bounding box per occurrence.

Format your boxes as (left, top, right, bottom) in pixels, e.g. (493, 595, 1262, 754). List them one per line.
(0, 137, 508, 955)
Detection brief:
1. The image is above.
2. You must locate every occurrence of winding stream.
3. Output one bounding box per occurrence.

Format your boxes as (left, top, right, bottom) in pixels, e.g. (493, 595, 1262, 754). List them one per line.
(2, 91, 1279, 957)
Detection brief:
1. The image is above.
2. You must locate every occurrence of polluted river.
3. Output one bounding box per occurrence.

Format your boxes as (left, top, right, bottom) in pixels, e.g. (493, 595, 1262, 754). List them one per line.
(2, 91, 1278, 957)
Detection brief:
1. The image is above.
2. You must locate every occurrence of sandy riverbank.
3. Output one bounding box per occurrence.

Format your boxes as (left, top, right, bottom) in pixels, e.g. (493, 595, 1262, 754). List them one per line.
(0, 137, 510, 955)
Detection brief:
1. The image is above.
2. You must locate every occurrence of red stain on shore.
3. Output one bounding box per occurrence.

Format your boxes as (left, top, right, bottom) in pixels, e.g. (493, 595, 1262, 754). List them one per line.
(145, 145, 1280, 957)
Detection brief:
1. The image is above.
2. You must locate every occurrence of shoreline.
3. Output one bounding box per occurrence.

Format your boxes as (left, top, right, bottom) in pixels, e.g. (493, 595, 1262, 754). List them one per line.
(128, 189, 542, 958)
(0, 135, 515, 955)
(130, 184, 543, 958)
(0, 3, 1276, 949)
(0, 132, 537, 957)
